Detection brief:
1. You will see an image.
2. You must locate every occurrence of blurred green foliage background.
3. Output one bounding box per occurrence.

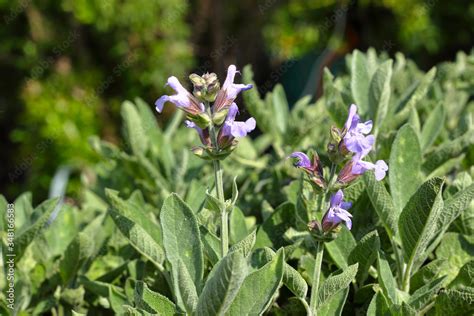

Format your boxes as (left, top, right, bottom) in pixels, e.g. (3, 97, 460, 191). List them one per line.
(1, 0, 473, 203)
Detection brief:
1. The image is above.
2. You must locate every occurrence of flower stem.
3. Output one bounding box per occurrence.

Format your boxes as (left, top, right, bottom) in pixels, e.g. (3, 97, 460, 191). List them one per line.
(213, 159, 228, 256)
(207, 104, 229, 257)
(401, 257, 413, 292)
(309, 240, 324, 314)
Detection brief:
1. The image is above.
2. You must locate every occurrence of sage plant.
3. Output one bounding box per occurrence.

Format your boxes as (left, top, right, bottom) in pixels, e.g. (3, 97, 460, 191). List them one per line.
(290, 103, 387, 315)
(156, 65, 255, 256)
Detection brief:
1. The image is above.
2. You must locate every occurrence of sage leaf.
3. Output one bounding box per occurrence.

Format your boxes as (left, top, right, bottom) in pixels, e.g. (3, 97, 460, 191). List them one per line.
(227, 249, 285, 315)
(390, 124, 422, 212)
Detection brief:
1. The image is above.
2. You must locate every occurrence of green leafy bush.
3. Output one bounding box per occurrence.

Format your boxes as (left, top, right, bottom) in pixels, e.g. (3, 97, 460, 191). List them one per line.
(1, 49, 473, 315)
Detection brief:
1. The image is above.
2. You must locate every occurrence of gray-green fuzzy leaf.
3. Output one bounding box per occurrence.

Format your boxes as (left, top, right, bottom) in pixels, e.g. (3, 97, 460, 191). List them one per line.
(15, 197, 59, 260)
(160, 193, 204, 309)
(377, 251, 399, 305)
(348, 230, 380, 284)
(324, 226, 356, 269)
(227, 249, 284, 315)
(351, 50, 371, 115)
(255, 202, 295, 249)
(121, 100, 149, 155)
(410, 259, 447, 293)
(251, 247, 308, 299)
(196, 251, 247, 316)
(59, 232, 94, 284)
(370, 60, 393, 129)
(317, 263, 358, 310)
(434, 288, 474, 316)
(177, 260, 198, 314)
(422, 129, 474, 173)
(420, 103, 445, 151)
(398, 177, 444, 266)
(390, 124, 422, 213)
(109, 210, 165, 268)
(229, 229, 256, 258)
(364, 172, 399, 237)
(134, 281, 176, 315)
(408, 276, 446, 311)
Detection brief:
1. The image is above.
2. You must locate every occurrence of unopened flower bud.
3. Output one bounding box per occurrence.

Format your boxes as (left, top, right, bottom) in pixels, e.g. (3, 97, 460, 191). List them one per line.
(191, 146, 205, 157)
(308, 220, 322, 233)
(337, 160, 360, 185)
(202, 72, 220, 102)
(189, 72, 220, 102)
(212, 108, 229, 126)
(189, 112, 212, 129)
(330, 126, 342, 143)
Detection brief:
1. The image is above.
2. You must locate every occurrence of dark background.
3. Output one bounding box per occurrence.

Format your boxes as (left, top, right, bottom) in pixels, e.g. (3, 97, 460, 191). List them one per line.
(1, 0, 473, 203)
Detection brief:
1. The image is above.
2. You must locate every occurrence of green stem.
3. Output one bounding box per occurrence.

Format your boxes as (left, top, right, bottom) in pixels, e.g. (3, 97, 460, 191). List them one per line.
(401, 257, 413, 292)
(209, 114, 228, 257)
(309, 241, 324, 314)
(213, 159, 228, 256)
(390, 239, 404, 288)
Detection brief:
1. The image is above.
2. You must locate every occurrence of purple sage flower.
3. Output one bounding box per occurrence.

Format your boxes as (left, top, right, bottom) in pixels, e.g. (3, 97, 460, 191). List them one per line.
(322, 190, 353, 231)
(342, 104, 374, 157)
(352, 157, 388, 181)
(338, 155, 388, 183)
(184, 120, 211, 146)
(289, 152, 312, 169)
(289, 151, 325, 188)
(218, 103, 256, 147)
(155, 76, 205, 115)
(213, 65, 253, 113)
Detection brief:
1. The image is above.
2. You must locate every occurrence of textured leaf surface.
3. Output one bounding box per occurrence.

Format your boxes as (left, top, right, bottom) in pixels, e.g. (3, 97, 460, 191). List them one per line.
(351, 50, 371, 115)
(318, 288, 349, 316)
(348, 230, 380, 283)
(121, 101, 149, 155)
(109, 285, 128, 315)
(59, 232, 94, 284)
(398, 177, 444, 265)
(420, 103, 445, 151)
(408, 276, 446, 311)
(109, 210, 165, 268)
(230, 207, 249, 245)
(227, 249, 284, 315)
(422, 129, 474, 173)
(255, 202, 295, 249)
(251, 247, 308, 299)
(437, 184, 474, 235)
(434, 288, 474, 316)
(367, 291, 391, 316)
(323, 68, 347, 126)
(272, 84, 289, 134)
(200, 226, 221, 265)
(377, 251, 398, 305)
(364, 172, 398, 237)
(106, 190, 162, 246)
(390, 124, 422, 212)
(161, 193, 203, 309)
(410, 259, 446, 293)
(196, 251, 247, 316)
(228, 229, 256, 258)
(450, 261, 474, 289)
(177, 260, 198, 314)
(435, 233, 474, 284)
(390, 67, 436, 128)
(15, 198, 59, 259)
(317, 263, 358, 310)
(370, 60, 392, 128)
(134, 281, 175, 316)
(325, 226, 356, 269)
